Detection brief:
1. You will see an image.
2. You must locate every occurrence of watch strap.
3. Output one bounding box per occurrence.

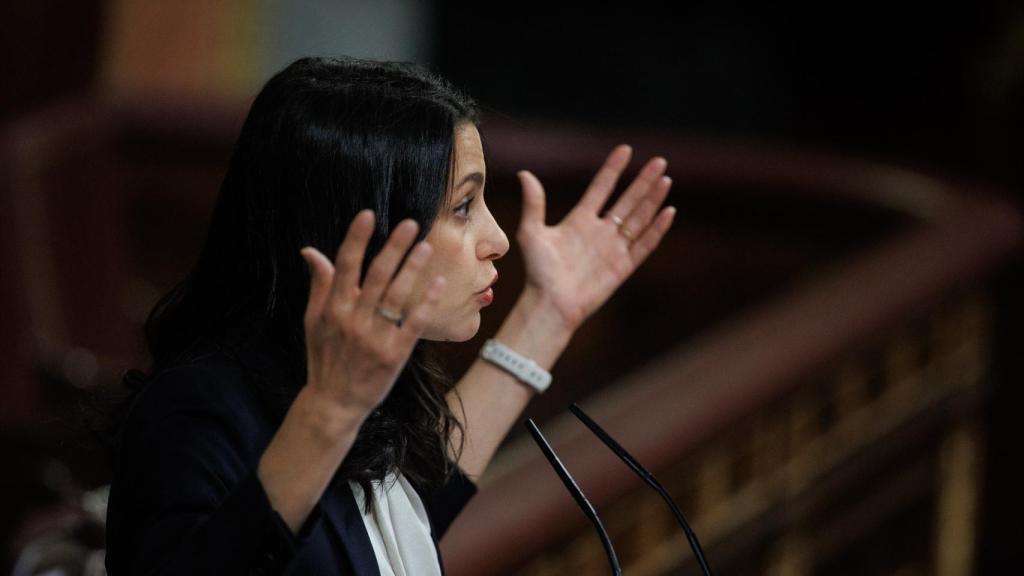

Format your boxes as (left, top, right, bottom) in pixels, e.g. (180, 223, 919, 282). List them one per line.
(480, 339, 552, 393)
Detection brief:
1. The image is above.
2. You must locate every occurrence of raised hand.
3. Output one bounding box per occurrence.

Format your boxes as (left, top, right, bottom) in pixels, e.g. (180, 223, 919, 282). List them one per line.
(300, 210, 446, 414)
(515, 145, 676, 331)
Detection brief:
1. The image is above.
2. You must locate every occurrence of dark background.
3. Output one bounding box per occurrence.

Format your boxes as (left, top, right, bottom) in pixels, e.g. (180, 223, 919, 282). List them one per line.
(435, 1, 1022, 193)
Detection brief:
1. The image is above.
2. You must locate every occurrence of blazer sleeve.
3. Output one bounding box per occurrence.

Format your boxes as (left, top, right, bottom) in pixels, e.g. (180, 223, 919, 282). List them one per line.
(416, 467, 478, 540)
(106, 361, 323, 576)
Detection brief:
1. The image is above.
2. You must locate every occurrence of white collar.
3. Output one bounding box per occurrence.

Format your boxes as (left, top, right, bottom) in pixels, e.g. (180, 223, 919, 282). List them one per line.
(349, 473, 442, 576)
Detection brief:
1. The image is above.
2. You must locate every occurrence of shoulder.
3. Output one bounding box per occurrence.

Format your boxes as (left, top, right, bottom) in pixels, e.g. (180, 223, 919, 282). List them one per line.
(123, 350, 270, 443)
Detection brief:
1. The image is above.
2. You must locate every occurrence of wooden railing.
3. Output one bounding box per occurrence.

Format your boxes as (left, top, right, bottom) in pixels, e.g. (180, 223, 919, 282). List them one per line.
(502, 295, 988, 575)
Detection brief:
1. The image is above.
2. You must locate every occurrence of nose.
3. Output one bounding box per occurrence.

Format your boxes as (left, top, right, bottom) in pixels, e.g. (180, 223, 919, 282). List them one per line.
(477, 206, 509, 261)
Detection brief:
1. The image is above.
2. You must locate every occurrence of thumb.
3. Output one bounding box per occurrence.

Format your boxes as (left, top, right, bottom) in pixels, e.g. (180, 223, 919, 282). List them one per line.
(301, 246, 335, 322)
(517, 170, 546, 230)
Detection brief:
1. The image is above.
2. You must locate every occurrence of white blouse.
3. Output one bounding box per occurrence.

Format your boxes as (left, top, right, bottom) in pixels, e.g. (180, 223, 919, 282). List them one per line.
(348, 474, 442, 576)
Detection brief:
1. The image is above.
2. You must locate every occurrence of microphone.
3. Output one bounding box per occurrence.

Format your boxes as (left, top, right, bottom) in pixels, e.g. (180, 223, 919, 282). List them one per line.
(526, 418, 623, 575)
(526, 403, 713, 576)
(568, 403, 713, 576)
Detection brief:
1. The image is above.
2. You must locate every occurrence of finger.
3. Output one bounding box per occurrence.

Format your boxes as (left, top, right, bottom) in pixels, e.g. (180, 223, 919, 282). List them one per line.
(604, 156, 667, 224)
(301, 246, 335, 325)
(517, 170, 546, 230)
(376, 240, 433, 322)
(356, 219, 420, 312)
(629, 206, 677, 265)
(618, 175, 672, 241)
(399, 275, 446, 340)
(578, 144, 633, 214)
(329, 209, 376, 303)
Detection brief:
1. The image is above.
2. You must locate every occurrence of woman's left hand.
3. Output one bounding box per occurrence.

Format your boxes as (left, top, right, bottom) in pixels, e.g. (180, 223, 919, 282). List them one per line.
(516, 144, 676, 332)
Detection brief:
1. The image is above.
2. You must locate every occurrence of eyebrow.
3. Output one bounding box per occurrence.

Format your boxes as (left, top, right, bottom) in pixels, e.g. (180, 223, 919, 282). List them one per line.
(456, 171, 484, 190)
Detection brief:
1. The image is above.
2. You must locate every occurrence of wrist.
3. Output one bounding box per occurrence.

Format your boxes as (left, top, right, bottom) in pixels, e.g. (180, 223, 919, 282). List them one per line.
(496, 287, 575, 370)
(290, 385, 367, 447)
(518, 285, 580, 332)
(480, 339, 552, 393)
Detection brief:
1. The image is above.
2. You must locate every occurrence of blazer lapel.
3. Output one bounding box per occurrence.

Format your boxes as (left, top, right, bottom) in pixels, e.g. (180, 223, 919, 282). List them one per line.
(321, 482, 381, 576)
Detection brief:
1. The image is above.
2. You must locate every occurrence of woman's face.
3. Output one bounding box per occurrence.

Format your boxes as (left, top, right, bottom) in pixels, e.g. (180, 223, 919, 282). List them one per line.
(415, 123, 509, 342)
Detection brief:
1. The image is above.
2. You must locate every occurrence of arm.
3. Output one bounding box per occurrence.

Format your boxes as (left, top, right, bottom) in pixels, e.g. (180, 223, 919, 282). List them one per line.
(448, 289, 571, 480)
(256, 385, 366, 532)
(260, 212, 446, 532)
(450, 146, 677, 479)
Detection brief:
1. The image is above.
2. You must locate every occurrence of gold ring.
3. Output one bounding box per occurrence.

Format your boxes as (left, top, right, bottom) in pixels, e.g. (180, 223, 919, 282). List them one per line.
(376, 306, 404, 326)
(619, 227, 635, 240)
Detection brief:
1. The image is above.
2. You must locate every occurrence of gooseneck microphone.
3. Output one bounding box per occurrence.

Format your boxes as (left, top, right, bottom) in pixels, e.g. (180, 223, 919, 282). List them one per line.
(525, 418, 623, 575)
(568, 403, 713, 576)
(527, 403, 713, 575)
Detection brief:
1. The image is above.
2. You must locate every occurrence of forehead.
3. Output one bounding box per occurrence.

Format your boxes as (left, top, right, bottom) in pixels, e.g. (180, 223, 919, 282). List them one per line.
(453, 123, 485, 177)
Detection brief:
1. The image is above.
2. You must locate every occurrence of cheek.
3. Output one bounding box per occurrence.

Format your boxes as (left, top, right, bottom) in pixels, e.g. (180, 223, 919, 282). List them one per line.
(410, 235, 460, 302)
(421, 227, 469, 284)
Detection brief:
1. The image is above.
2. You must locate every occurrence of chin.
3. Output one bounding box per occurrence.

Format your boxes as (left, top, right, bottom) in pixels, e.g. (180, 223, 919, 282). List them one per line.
(423, 313, 481, 343)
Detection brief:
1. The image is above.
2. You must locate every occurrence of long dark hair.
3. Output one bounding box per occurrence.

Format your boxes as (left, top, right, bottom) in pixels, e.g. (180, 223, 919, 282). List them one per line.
(117, 56, 478, 502)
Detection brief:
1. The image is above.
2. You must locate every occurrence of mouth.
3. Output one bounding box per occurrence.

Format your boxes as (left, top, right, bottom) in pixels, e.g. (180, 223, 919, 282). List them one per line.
(476, 272, 498, 306)
(478, 287, 494, 306)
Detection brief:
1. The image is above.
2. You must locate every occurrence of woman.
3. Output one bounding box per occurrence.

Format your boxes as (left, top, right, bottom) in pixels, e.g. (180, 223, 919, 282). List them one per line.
(105, 56, 675, 575)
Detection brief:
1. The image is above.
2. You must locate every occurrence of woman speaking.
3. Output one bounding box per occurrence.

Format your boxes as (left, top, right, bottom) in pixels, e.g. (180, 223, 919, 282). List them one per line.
(105, 56, 675, 575)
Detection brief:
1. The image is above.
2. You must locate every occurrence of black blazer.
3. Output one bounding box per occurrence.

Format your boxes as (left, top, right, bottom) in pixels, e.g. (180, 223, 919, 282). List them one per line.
(105, 349, 476, 576)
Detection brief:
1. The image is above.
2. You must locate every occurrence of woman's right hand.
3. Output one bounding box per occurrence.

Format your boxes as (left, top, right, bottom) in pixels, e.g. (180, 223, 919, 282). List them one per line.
(299, 209, 446, 417)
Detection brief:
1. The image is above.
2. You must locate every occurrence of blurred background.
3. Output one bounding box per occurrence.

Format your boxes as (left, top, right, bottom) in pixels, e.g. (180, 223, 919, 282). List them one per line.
(1, 1, 1022, 574)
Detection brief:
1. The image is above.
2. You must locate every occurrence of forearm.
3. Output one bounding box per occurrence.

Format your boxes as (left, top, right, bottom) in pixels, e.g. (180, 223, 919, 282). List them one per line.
(448, 287, 575, 480)
(257, 385, 366, 532)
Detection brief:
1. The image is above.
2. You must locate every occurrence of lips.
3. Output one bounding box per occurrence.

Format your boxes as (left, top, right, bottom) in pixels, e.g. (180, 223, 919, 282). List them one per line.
(478, 287, 494, 306)
(475, 272, 497, 307)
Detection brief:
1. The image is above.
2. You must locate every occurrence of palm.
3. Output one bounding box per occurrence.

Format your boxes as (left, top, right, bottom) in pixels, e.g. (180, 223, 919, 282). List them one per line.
(515, 146, 676, 330)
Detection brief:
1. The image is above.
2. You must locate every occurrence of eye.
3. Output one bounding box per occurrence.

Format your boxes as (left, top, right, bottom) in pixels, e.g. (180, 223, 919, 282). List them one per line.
(453, 195, 475, 219)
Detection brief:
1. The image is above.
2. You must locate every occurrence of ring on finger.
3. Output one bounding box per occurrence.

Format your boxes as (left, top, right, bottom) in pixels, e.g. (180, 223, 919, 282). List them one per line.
(609, 214, 625, 227)
(619, 225, 635, 240)
(376, 306, 404, 327)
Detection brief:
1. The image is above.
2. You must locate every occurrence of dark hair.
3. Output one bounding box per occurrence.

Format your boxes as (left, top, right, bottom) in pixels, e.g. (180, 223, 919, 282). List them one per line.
(118, 56, 479, 504)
